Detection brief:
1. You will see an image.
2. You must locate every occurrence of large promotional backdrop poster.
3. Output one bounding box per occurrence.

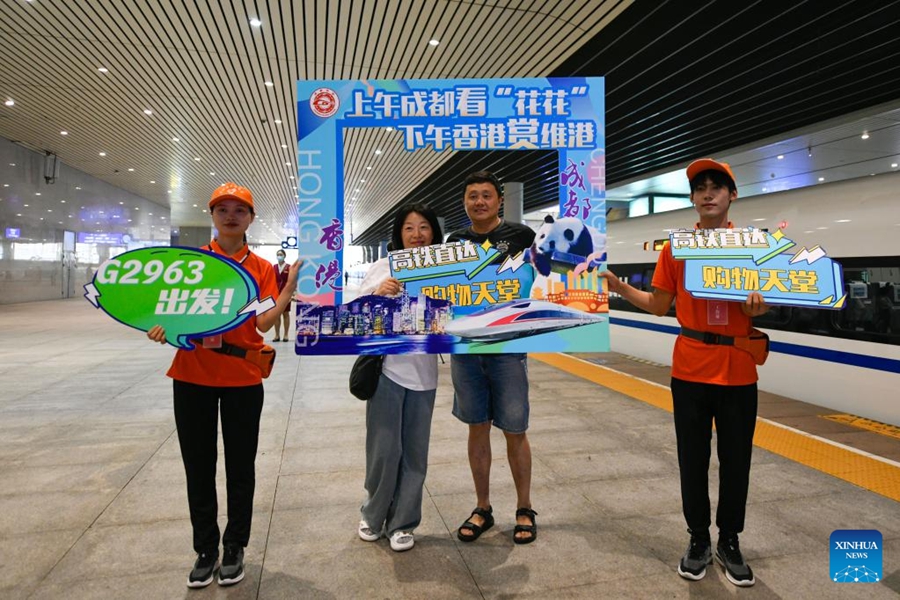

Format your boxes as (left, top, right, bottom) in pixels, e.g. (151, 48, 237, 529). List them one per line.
(295, 77, 609, 355)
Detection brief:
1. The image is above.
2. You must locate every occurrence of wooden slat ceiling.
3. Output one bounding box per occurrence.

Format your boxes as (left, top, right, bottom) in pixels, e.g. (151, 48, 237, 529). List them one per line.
(0, 0, 630, 244)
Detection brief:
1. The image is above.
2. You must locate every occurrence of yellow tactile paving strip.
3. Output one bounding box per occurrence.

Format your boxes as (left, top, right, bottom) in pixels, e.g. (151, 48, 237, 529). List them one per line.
(532, 352, 900, 503)
(821, 414, 900, 441)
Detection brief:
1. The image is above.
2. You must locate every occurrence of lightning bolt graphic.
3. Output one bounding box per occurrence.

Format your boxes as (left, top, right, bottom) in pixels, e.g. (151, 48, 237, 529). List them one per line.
(83, 282, 101, 308)
(789, 245, 826, 265)
(238, 296, 276, 316)
(497, 253, 526, 274)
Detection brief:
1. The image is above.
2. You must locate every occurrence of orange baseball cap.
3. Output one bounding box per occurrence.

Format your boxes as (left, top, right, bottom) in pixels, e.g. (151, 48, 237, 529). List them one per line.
(209, 182, 254, 211)
(686, 158, 736, 187)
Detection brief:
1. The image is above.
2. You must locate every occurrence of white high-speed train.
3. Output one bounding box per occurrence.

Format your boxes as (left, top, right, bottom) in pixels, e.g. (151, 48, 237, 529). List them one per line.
(605, 170, 900, 427)
(445, 299, 605, 342)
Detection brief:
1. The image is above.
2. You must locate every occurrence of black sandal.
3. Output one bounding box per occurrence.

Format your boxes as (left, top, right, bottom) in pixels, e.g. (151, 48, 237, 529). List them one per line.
(514, 507, 538, 544)
(457, 506, 494, 542)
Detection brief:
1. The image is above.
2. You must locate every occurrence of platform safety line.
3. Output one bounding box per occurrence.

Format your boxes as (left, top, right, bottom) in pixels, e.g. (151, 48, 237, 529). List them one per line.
(531, 352, 900, 503)
(821, 413, 900, 441)
(761, 419, 900, 469)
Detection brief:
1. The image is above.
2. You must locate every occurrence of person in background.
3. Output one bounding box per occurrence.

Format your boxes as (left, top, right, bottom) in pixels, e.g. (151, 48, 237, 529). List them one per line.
(446, 171, 539, 545)
(601, 159, 767, 587)
(356, 203, 443, 552)
(147, 183, 300, 588)
(273, 249, 292, 341)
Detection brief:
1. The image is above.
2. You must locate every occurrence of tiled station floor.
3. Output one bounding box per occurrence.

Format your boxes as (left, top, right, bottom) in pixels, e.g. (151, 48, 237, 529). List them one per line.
(1, 299, 897, 599)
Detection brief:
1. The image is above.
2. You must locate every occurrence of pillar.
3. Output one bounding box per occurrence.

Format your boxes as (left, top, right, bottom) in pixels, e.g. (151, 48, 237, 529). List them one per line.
(503, 181, 524, 224)
(171, 226, 213, 248)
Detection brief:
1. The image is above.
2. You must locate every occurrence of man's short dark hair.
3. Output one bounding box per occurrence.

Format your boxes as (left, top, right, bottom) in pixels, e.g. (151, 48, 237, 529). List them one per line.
(390, 202, 444, 250)
(689, 169, 736, 194)
(463, 171, 503, 197)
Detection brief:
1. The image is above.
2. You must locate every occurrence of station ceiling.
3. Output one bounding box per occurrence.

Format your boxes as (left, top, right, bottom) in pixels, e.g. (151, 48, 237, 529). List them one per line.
(1, 0, 899, 247)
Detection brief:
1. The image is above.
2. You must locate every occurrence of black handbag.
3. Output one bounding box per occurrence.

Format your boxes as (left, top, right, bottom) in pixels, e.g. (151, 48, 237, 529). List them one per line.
(349, 355, 384, 400)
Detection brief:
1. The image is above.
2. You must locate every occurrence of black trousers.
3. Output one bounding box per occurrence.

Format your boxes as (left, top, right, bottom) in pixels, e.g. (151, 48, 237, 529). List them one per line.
(173, 379, 264, 554)
(671, 377, 758, 537)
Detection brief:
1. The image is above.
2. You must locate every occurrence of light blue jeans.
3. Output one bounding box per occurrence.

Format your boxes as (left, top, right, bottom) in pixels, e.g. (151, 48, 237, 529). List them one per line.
(361, 374, 436, 536)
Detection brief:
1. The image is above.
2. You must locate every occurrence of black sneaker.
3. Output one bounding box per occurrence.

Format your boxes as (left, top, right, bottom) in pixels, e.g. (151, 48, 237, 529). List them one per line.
(716, 533, 755, 587)
(218, 544, 245, 586)
(677, 530, 712, 581)
(187, 551, 218, 588)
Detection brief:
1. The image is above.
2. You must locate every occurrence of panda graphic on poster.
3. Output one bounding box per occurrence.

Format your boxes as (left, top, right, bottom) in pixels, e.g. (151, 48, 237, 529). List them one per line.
(526, 215, 607, 278)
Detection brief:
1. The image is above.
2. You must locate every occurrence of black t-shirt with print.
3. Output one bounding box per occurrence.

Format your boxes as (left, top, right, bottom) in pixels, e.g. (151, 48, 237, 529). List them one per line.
(446, 220, 535, 263)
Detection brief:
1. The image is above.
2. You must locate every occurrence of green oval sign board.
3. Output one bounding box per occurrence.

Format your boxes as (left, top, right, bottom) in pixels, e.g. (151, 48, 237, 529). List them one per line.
(84, 247, 272, 349)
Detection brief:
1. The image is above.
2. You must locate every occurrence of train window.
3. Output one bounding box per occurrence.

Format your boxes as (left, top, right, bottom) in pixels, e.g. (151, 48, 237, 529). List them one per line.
(606, 265, 643, 313)
(848, 282, 868, 299)
(754, 305, 793, 328)
(785, 307, 825, 334)
(642, 239, 667, 251)
(832, 281, 899, 343)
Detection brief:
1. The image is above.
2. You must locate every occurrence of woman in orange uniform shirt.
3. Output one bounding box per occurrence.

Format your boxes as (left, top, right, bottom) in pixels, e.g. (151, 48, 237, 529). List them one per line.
(147, 183, 299, 588)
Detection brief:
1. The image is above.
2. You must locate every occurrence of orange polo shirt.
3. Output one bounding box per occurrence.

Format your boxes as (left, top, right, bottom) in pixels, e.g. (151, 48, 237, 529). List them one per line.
(167, 240, 279, 387)
(651, 227, 757, 386)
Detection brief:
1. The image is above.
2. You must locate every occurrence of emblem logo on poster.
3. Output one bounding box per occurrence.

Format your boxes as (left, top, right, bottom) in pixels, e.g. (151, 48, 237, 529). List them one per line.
(830, 529, 882, 583)
(310, 88, 339, 117)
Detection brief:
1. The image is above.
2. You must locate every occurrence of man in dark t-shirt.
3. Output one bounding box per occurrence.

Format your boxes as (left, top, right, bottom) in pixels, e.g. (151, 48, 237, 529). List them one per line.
(446, 219, 535, 261)
(447, 171, 538, 545)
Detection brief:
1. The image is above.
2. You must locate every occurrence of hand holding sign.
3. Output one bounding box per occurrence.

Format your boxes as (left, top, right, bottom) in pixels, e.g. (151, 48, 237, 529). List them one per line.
(147, 324, 168, 344)
(85, 247, 273, 349)
(375, 277, 401, 297)
(742, 291, 769, 317)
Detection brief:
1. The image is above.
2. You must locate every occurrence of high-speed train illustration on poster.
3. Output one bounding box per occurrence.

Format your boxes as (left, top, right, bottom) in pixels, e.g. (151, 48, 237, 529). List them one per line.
(604, 172, 900, 426)
(445, 299, 605, 342)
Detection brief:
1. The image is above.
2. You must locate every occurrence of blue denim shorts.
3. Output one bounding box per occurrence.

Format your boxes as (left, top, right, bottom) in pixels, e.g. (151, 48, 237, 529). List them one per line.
(451, 354, 529, 433)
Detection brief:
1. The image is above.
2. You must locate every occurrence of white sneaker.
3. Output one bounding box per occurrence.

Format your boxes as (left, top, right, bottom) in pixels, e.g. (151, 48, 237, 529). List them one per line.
(390, 531, 414, 552)
(358, 520, 379, 542)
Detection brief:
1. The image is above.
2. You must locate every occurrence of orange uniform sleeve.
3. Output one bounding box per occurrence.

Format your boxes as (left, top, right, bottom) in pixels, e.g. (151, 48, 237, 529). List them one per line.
(651, 241, 678, 294)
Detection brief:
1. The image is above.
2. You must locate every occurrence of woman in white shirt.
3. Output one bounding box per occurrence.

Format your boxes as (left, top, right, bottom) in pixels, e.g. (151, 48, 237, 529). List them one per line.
(357, 203, 442, 552)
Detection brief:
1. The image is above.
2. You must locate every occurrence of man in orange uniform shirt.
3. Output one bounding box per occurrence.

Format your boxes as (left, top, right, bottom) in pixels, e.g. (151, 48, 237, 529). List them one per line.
(601, 159, 767, 587)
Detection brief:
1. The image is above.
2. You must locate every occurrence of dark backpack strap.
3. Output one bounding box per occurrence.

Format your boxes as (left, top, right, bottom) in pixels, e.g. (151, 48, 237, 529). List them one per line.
(680, 326, 735, 346)
(209, 341, 247, 358)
